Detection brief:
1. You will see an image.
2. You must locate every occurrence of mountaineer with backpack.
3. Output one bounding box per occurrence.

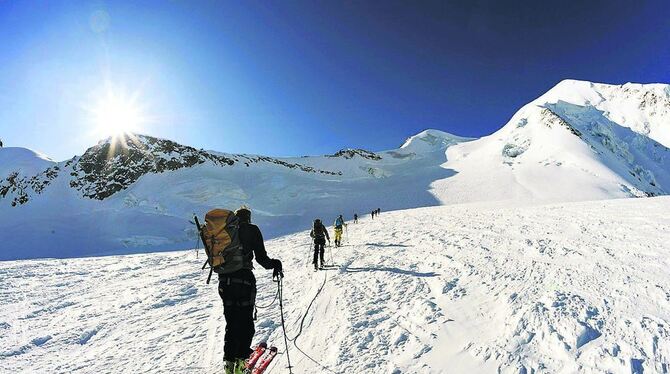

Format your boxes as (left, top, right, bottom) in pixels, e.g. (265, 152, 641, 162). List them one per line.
(333, 214, 346, 247)
(353, 213, 358, 223)
(194, 207, 283, 374)
(310, 219, 330, 270)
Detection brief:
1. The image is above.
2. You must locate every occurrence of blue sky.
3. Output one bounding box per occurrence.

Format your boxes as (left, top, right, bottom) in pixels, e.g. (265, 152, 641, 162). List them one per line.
(1, 1, 669, 160)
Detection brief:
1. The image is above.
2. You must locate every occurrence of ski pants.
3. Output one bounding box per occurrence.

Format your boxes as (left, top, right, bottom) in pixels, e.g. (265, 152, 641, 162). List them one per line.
(218, 270, 257, 361)
(334, 227, 343, 245)
(313, 238, 325, 267)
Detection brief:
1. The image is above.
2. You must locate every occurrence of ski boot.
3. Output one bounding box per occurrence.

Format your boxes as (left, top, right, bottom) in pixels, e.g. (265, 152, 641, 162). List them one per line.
(224, 359, 246, 374)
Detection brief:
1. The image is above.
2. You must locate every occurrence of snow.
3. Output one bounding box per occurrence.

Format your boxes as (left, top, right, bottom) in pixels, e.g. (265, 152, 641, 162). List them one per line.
(1, 197, 668, 373)
(433, 81, 670, 206)
(2, 80, 669, 260)
(1, 78, 669, 372)
(0, 147, 55, 178)
(0, 130, 470, 260)
(533, 80, 670, 148)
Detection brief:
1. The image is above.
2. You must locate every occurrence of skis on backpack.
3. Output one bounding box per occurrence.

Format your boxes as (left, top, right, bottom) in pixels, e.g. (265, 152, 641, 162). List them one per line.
(251, 346, 278, 374)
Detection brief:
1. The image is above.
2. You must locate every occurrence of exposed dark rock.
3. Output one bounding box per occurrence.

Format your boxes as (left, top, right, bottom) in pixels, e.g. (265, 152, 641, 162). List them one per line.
(328, 148, 382, 160)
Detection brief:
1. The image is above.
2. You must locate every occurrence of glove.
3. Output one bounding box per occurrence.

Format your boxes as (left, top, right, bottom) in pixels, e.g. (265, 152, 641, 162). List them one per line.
(271, 259, 284, 279)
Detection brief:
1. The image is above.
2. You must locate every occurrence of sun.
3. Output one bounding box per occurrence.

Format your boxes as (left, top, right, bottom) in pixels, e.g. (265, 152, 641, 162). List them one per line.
(90, 91, 146, 137)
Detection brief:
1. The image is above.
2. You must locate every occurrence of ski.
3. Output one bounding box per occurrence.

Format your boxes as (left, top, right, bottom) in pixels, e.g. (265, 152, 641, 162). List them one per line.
(251, 346, 278, 374)
(244, 342, 267, 372)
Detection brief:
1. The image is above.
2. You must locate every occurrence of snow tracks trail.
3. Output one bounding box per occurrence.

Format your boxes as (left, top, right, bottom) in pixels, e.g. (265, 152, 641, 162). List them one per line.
(1, 197, 669, 373)
(264, 198, 670, 373)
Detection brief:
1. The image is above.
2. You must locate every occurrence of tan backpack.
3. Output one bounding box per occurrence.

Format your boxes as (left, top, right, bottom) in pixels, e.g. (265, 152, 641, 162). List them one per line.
(194, 209, 244, 283)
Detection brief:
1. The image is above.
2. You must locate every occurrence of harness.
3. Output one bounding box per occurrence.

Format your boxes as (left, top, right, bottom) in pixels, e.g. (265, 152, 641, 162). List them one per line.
(219, 276, 256, 307)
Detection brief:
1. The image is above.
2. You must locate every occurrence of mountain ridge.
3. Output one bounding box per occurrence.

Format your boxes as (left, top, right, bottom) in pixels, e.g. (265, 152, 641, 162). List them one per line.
(1, 79, 669, 259)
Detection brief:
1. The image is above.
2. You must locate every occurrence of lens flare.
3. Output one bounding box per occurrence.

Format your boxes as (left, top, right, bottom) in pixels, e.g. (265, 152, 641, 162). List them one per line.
(89, 89, 147, 138)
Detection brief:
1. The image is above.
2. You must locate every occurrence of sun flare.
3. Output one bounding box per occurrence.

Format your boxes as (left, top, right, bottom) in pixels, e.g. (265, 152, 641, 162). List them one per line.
(91, 91, 145, 137)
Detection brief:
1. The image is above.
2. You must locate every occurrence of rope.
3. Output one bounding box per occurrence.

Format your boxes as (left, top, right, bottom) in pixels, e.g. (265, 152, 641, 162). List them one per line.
(276, 276, 294, 374)
(281, 272, 336, 373)
(255, 286, 279, 309)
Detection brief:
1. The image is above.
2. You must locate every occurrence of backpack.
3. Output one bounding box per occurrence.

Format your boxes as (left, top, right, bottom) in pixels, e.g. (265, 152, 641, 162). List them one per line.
(313, 219, 325, 239)
(195, 209, 245, 283)
(335, 217, 344, 228)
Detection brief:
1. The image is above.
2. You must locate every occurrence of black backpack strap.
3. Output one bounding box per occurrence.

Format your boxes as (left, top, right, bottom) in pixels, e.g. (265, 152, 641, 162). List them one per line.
(206, 267, 214, 284)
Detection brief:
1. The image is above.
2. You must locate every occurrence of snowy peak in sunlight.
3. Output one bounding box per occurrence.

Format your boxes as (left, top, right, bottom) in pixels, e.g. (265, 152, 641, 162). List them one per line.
(400, 129, 474, 152)
(0, 147, 55, 178)
(432, 80, 670, 206)
(532, 79, 670, 147)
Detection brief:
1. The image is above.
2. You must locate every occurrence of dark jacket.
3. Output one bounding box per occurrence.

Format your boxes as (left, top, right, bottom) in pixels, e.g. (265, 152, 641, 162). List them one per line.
(239, 222, 274, 270)
(220, 222, 273, 281)
(310, 224, 330, 242)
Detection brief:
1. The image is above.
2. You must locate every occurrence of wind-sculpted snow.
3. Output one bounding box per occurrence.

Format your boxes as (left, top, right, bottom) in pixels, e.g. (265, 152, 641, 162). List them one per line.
(1, 197, 668, 373)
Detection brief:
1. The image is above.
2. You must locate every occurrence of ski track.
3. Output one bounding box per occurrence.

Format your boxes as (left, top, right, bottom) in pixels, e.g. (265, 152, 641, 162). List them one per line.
(1, 197, 669, 373)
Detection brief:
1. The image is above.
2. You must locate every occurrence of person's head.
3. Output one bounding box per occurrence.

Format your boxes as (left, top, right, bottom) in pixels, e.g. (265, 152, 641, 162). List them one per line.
(338, 214, 343, 219)
(314, 218, 321, 226)
(235, 207, 251, 223)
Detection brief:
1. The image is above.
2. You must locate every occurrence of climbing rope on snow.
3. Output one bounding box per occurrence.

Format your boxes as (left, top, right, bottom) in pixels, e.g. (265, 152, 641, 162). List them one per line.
(276, 275, 294, 374)
(274, 271, 336, 373)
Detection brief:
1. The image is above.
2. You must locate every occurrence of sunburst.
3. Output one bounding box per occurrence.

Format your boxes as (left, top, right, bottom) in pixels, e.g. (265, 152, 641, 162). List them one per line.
(85, 84, 151, 160)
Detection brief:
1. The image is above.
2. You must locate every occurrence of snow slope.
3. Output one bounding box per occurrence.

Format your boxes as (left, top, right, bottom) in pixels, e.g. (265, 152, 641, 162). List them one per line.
(433, 80, 670, 205)
(1, 80, 670, 260)
(0, 131, 471, 260)
(1, 197, 668, 373)
(0, 147, 54, 178)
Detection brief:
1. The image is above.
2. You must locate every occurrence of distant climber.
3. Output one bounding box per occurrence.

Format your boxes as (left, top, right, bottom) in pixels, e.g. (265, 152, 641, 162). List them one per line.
(333, 214, 347, 247)
(0, 139, 3, 147)
(310, 219, 330, 270)
(353, 213, 358, 223)
(371, 209, 375, 219)
(209, 208, 283, 373)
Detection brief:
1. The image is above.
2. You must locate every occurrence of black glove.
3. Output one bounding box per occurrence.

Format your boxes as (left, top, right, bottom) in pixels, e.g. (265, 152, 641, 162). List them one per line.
(272, 259, 284, 279)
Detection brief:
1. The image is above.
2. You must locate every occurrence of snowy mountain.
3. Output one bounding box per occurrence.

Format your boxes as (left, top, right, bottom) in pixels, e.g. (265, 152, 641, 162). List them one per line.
(433, 80, 670, 205)
(0, 130, 470, 260)
(2, 197, 668, 373)
(1, 80, 669, 260)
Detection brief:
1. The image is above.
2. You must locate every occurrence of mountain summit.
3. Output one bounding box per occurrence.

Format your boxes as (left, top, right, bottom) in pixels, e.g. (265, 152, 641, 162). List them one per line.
(432, 80, 670, 205)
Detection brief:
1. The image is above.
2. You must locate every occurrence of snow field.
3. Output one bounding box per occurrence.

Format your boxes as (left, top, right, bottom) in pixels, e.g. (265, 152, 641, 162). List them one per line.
(1, 197, 669, 373)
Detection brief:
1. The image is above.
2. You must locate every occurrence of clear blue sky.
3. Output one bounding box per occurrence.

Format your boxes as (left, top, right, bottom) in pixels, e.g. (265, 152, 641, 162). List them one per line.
(1, 1, 669, 161)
